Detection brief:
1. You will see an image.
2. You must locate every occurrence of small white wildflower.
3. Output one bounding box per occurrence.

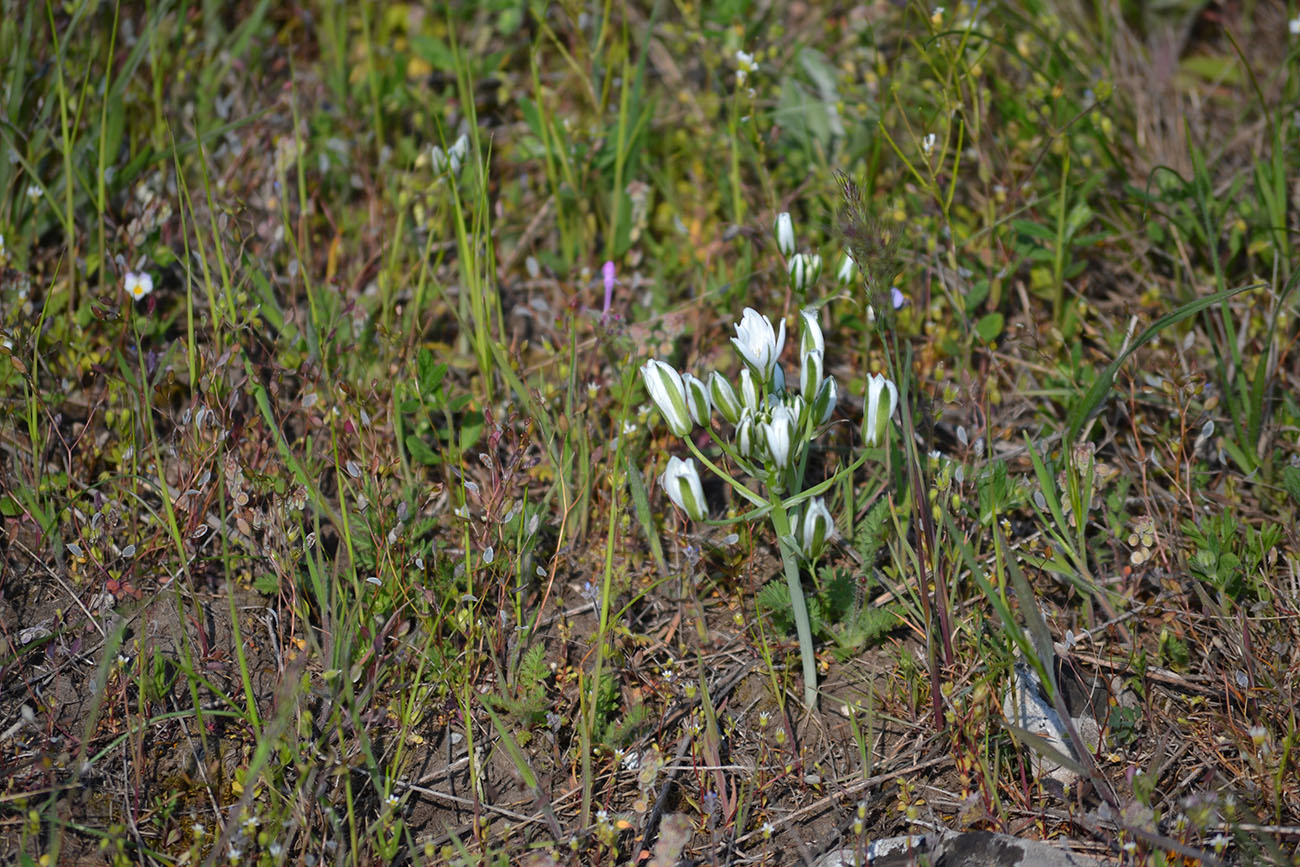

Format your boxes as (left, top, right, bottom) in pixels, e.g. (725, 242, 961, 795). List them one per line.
(596, 809, 610, 825)
(622, 419, 637, 435)
(193, 823, 205, 838)
(1291, 15, 1300, 35)
(26, 184, 42, 202)
(922, 133, 937, 156)
(386, 793, 400, 808)
(762, 820, 774, 839)
(124, 271, 154, 301)
(735, 49, 759, 87)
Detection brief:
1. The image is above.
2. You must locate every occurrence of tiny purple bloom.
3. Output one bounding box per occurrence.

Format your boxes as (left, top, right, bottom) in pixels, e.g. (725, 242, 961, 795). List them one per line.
(601, 261, 617, 323)
(890, 287, 908, 309)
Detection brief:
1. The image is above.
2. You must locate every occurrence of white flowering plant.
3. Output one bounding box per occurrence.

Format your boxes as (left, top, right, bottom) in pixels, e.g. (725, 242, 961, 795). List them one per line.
(640, 283, 898, 707)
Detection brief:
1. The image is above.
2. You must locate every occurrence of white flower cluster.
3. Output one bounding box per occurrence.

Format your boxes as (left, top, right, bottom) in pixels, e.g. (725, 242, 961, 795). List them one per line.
(640, 305, 847, 561)
(774, 210, 861, 298)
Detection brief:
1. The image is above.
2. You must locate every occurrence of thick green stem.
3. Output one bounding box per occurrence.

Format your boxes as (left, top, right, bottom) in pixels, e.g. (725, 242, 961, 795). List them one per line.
(768, 496, 818, 710)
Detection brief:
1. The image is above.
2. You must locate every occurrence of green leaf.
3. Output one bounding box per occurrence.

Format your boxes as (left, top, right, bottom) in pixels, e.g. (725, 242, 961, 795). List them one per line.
(417, 349, 446, 399)
(975, 312, 1004, 342)
(405, 434, 440, 466)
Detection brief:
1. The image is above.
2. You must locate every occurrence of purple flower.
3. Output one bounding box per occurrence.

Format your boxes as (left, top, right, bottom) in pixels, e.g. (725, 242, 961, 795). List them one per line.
(601, 260, 617, 324)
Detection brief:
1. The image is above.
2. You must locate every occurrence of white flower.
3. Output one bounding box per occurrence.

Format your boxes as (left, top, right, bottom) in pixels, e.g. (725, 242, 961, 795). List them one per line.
(735, 50, 759, 86)
(922, 133, 937, 156)
(682, 372, 711, 426)
(799, 497, 834, 560)
(835, 252, 856, 287)
(863, 373, 899, 447)
(761, 405, 795, 468)
(641, 359, 693, 437)
(25, 184, 42, 203)
(774, 211, 795, 257)
(1291, 15, 1300, 35)
(709, 372, 742, 424)
(124, 271, 153, 301)
(731, 308, 786, 379)
(659, 456, 707, 521)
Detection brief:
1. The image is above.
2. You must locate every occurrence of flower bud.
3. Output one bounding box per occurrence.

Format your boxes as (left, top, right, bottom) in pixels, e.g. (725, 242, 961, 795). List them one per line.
(709, 372, 742, 425)
(640, 359, 692, 437)
(762, 405, 795, 468)
(800, 349, 823, 401)
(774, 212, 796, 258)
(788, 253, 812, 294)
(800, 497, 835, 560)
(836, 252, 856, 288)
(812, 376, 838, 426)
(659, 456, 707, 521)
(682, 373, 711, 427)
(787, 393, 808, 433)
(738, 366, 761, 414)
(864, 373, 899, 447)
(799, 307, 824, 356)
(736, 411, 756, 458)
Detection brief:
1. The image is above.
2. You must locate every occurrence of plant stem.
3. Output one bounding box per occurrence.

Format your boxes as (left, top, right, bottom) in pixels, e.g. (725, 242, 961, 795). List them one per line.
(768, 495, 818, 710)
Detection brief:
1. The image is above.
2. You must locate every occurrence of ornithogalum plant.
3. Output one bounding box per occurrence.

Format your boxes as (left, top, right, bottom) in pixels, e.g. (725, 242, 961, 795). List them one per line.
(641, 296, 897, 708)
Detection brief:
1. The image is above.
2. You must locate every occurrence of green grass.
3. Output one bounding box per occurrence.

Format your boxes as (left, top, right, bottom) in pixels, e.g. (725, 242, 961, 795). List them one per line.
(2, 1, 1299, 864)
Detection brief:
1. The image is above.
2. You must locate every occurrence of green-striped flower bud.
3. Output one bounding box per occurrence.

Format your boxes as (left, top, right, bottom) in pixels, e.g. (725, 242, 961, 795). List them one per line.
(774, 212, 795, 258)
(659, 456, 707, 521)
(799, 497, 834, 560)
(709, 372, 742, 425)
(836, 252, 856, 288)
(738, 366, 761, 415)
(800, 349, 823, 402)
(641, 359, 693, 437)
(812, 376, 838, 426)
(682, 373, 711, 427)
(799, 307, 824, 357)
(864, 373, 898, 447)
